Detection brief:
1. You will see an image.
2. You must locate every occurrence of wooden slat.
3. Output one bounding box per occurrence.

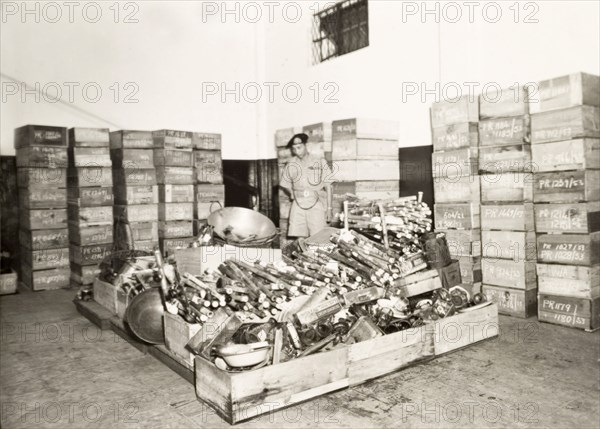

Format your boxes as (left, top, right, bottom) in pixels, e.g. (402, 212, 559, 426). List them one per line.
(20, 265, 70, 291)
(534, 202, 600, 233)
(481, 230, 537, 261)
(17, 168, 67, 189)
(19, 228, 69, 250)
(157, 167, 194, 185)
(112, 168, 157, 187)
(158, 184, 194, 203)
(430, 96, 479, 128)
(68, 222, 113, 245)
(432, 148, 478, 178)
(434, 203, 480, 230)
(109, 130, 154, 149)
(69, 127, 110, 147)
(22, 247, 69, 270)
(431, 122, 478, 151)
(16, 146, 68, 168)
(68, 147, 112, 167)
(478, 144, 532, 174)
(534, 72, 600, 113)
(158, 221, 194, 238)
(433, 175, 480, 204)
(152, 130, 193, 150)
(531, 105, 600, 144)
(69, 243, 112, 266)
(478, 116, 530, 146)
(114, 204, 159, 222)
(332, 118, 398, 141)
(479, 86, 529, 118)
(20, 209, 68, 230)
(537, 264, 600, 299)
(480, 172, 533, 202)
(533, 170, 600, 203)
(67, 186, 113, 207)
(480, 203, 535, 231)
(334, 160, 399, 181)
(110, 148, 155, 168)
(482, 258, 537, 290)
(70, 263, 101, 285)
(67, 204, 113, 227)
(332, 139, 398, 160)
(67, 167, 112, 188)
(530, 138, 600, 171)
(14, 125, 67, 148)
(192, 132, 222, 150)
(113, 185, 158, 205)
(19, 188, 67, 209)
(158, 203, 194, 222)
(153, 149, 193, 167)
(538, 294, 600, 330)
(537, 232, 600, 266)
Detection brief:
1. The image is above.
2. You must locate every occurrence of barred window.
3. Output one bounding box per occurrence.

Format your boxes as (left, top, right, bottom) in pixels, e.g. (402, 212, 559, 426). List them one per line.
(312, 0, 369, 64)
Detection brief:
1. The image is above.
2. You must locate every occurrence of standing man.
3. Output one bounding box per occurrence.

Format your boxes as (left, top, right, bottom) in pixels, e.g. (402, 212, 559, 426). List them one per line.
(279, 133, 333, 238)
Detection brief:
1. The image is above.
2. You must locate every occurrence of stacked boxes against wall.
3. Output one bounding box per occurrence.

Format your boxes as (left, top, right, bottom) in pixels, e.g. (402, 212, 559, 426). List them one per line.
(192, 132, 225, 241)
(153, 130, 195, 255)
(331, 118, 400, 218)
(110, 130, 159, 253)
(67, 128, 114, 288)
(15, 125, 70, 290)
(430, 97, 481, 295)
(530, 72, 600, 330)
(477, 86, 537, 318)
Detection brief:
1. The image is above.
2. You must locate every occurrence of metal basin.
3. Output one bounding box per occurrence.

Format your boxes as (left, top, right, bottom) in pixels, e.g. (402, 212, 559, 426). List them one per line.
(208, 207, 277, 246)
(125, 288, 165, 344)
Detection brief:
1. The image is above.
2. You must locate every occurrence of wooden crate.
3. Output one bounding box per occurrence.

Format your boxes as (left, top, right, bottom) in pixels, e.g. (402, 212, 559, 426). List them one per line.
(114, 221, 159, 243)
(332, 139, 398, 161)
(534, 202, 600, 234)
(114, 204, 158, 223)
(193, 157, 223, 184)
(67, 186, 113, 207)
(70, 243, 112, 266)
(109, 130, 154, 149)
(303, 122, 332, 151)
(14, 125, 67, 148)
(68, 147, 111, 167)
(68, 204, 113, 227)
(156, 167, 194, 185)
(158, 221, 194, 238)
(537, 232, 600, 266)
(480, 203, 535, 231)
(435, 259, 462, 289)
(332, 118, 398, 141)
(158, 203, 194, 222)
(333, 160, 399, 181)
(152, 130, 193, 150)
(432, 148, 478, 178)
(112, 168, 157, 186)
(482, 258, 537, 290)
(478, 144, 532, 174)
(68, 222, 113, 245)
(533, 170, 600, 203)
(479, 86, 529, 118)
(434, 203, 480, 230)
(430, 96, 479, 128)
(538, 294, 600, 331)
(481, 230, 536, 261)
(480, 172, 533, 202)
(69, 127, 110, 147)
(164, 313, 202, 367)
(110, 148, 155, 169)
(67, 167, 112, 188)
(274, 127, 300, 148)
(21, 248, 69, 270)
(20, 265, 70, 291)
(124, 240, 159, 253)
(17, 167, 67, 189)
(483, 285, 537, 318)
(431, 122, 478, 152)
(537, 264, 599, 299)
(0, 269, 18, 295)
(192, 132, 222, 151)
(456, 255, 482, 284)
(16, 146, 68, 168)
(438, 229, 481, 257)
(534, 72, 600, 113)
(394, 269, 442, 297)
(20, 209, 68, 230)
(19, 188, 67, 209)
(158, 184, 194, 203)
(93, 277, 118, 315)
(19, 228, 69, 250)
(160, 237, 195, 254)
(196, 202, 224, 220)
(113, 185, 158, 205)
(433, 175, 480, 204)
(154, 149, 193, 167)
(531, 138, 600, 172)
(194, 304, 498, 424)
(195, 184, 225, 202)
(71, 263, 101, 285)
(478, 116, 530, 147)
(531, 105, 600, 144)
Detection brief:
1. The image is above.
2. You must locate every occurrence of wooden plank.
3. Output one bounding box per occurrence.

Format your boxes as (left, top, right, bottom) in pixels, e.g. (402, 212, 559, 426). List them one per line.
(156, 167, 194, 185)
(19, 228, 69, 250)
(158, 221, 194, 238)
(437, 229, 481, 257)
(114, 221, 158, 243)
(70, 243, 112, 266)
(482, 285, 537, 318)
(114, 204, 158, 223)
(433, 175, 480, 204)
(14, 125, 67, 148)
(274, 127, 300, 148)
(480, 203, 535, 231)
(478, 116, 530, 146)
(113, 185, 158, 205)
(537, 264, 600, 299)
(480, 172, 533, 202)
(533, 170, 600, 203)
(159, 237, 195, 254)
(537, 232, 600, 266)
(431, 122, 478, 151)
(109, 130, 154, 149)
(16, 146, 68, 168)
(538, 294, 600, 331)
(17, 168, 67, 189)
(158, 184, 194, 203)
(153, 149, 193, 167)
(68, 147, 111, 167)
(303, 122, 332, 151)
(478, 144, 532, 174)
(109, 316, 149, 354)
(479, 86, 529, 118)
(434, 203, 480, 230)
(332, 118, 398, 141)
(194, 357, 234, 422)
(195, 184, 225, 202)
(149, 345, 194, 382)
(531, 105, 600, 143)
(334, 160, 399, 181)
(430, 96, 479, 128)
(70, 263, 101, 285)
(69, 127, 110, 147)
(158, 203, 194, 222)
(332, 139, 398, 161)
(73, 298, 112, 330)
(534, 202, 600, 233)
(20, 265, 70, 291)
(193, 150, 223, 184)
(67, 186, 113, 207)
(196, 202, 224, 220)
(432, 148, 478, 177)
(21, 248, 69, 270)
(92, 277, 118, 315)
(67, 204, 113, 227)
(394, 269, 442, 297)
(67, 167, 112, 188)
(192, 132, 222, 151)
(112, 168, 157, 187)
(481, 258, 537, 290)
(481, 230, 536, 261)
(68, 222, 113, 245)
(530, 138, 600, 171)
(534, 72, 600, 113)
(152, 130, 193, 150)
(20, 209, 68, 230)
(110, 148, 155, 168)
(163, 313, 202, 367)
(19, 188, 67, 209)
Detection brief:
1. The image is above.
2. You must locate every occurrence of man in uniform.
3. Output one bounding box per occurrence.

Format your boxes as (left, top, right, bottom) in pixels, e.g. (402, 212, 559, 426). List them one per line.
(279, 133, 333, 238)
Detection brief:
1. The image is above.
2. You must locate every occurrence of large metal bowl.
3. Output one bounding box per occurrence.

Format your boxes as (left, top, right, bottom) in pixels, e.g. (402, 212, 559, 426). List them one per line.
(125, 288, 165, 344)
(208, 207, 277, 246)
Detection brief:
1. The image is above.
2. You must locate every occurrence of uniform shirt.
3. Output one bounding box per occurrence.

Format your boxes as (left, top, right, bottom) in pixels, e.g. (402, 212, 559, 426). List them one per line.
(280, 154, 333, 207)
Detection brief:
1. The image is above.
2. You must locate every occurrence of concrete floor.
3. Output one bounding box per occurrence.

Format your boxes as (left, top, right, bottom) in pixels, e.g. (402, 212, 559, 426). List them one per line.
(0, 288, 598, 429)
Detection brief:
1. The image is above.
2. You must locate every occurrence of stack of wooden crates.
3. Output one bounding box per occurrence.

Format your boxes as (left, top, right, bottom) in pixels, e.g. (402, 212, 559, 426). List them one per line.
(530, 72, 600, 331)
(431, 97, 481, 295)
(192, 132, 225, 239)
(15, 125, 70, 290)
(478, 87, 538, 318)
(67, 128, 114, 288)
(110, 130, 159, 253)
(152, 130, 195, 255)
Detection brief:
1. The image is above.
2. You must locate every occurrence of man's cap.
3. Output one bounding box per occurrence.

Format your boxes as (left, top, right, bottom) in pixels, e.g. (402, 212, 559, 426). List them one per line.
(286, 133, 309, 148)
